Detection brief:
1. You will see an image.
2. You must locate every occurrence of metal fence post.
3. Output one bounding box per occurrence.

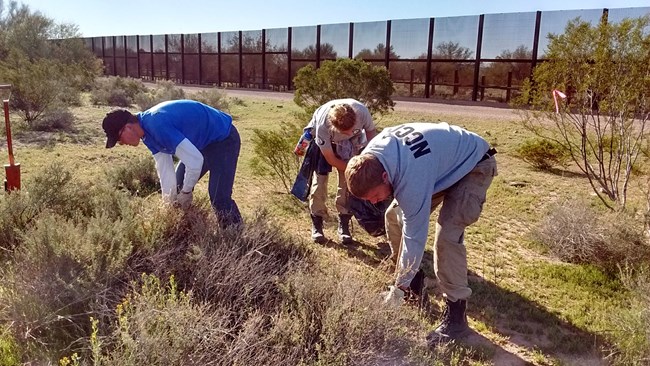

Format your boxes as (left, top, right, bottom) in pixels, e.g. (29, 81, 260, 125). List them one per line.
(424, 17, 434, 99)
(472, 14, 484, 101)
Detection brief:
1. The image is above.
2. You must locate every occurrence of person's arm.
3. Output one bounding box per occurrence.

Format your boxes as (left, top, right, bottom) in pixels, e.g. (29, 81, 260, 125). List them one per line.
(321, 148, 348, 171)
(359, 104, 377, 141)
(153, 152, 177, 203)
(174, 138, 204, 192)
(365, 129, 378, 141)
(395, 201, 431, 289)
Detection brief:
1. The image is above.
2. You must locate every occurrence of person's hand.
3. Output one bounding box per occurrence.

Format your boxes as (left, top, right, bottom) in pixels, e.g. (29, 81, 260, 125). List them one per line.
(381, 285, 405, 307)
(177, 190, 193, 209)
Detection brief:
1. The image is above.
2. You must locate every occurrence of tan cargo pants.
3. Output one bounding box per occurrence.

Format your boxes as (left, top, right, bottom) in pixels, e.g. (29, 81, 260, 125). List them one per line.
(385, 156, 497, 302)
(309, 169, 350, 217)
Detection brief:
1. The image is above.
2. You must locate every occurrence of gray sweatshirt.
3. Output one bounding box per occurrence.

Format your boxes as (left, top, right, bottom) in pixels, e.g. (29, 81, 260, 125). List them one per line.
(363, 122, 489, 287)
(306, 98, 375, 158)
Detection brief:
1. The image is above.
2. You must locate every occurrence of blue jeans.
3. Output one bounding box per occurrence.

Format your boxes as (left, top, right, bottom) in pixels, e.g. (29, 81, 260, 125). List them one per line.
(176, 125, 242, 227)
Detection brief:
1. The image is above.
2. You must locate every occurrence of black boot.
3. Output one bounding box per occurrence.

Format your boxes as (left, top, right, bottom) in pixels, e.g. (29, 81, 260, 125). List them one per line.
(427, 298, 471, 343)
(338, 214, 353, 244)
(311, 215, 326, 244)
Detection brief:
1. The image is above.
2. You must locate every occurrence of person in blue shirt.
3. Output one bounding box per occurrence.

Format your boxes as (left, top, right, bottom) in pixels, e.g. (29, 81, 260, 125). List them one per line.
(102, 99, 242, 227)
(345, 122, 497, 343)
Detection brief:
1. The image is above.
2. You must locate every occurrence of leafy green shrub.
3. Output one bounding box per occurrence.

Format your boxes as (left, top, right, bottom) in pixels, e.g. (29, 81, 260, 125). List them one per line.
(27, 162, 94, 218)
(0, 325, 20, 366)
(0, 191, 33, 258)
(190, 88, 230, 112)
(249, 121, 302, 194)
(107, 156, 160, 197)
(29, 108, 75, 132)
(532, 200, 650, 273)
(0, 52, 69, 124)
(134, 80, 185, 110)
(516, 138, 570, 171)
(293, 58, 395, 116)
(90, 76, 148, 107)
(611, 267, 650, 365)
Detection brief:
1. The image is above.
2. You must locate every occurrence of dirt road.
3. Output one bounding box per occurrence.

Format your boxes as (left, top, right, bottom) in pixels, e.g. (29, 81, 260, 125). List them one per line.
(182, 86, 521, 122)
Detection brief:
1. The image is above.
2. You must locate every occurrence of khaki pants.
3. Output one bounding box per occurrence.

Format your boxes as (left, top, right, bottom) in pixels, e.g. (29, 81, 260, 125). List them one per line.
(309, 169, 350, 217)
(385, 157, 497, 302)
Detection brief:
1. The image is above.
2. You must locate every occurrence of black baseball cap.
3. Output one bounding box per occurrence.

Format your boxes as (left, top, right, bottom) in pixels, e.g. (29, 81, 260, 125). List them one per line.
(102, 109, 132, 148)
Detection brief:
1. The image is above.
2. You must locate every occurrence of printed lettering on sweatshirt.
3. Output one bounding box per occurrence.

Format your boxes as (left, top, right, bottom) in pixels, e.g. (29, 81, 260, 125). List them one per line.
(387, 125, 432, 159)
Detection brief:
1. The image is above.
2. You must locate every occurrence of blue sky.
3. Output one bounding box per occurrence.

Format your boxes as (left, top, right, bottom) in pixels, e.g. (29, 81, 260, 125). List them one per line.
(17, 0, 650, 37)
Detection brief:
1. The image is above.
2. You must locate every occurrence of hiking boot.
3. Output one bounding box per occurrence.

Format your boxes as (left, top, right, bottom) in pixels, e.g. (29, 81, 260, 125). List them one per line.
(427, 298, 471, 344)
(338, 214, 353, 244)
(311, 214, 326, 244)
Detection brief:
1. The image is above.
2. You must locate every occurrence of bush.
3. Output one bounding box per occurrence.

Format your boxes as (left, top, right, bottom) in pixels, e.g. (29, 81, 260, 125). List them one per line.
(90, 76, 148, 107)
(516, 138, 570, 171)
(611, 267, 650, 365)
(134, 80, 185, 110)
(0, 52, 69, 124)
(532, 200, 650, 273)
(107, 156, 160, 197)
(29, 108, 75, 132)
(190, 88, 230, 112)
(293, 58, 395, 116)
(249, 121, 302, 194)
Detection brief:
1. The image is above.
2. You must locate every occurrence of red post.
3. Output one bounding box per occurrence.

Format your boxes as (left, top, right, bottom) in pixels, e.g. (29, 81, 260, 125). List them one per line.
(4, 98, 20, 191)
(4, 100, 13, 166)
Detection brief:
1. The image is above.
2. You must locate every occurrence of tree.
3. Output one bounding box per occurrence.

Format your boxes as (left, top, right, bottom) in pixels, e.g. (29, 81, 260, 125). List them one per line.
(292, 43, 337, 59)
(433, 41, 473, 60)
(293, 58, 395, 116)
(354, 43, 397, 60)
(483, 45, 532, 85)
(0, 1, 102, 125)
(516, 16, 650, 209)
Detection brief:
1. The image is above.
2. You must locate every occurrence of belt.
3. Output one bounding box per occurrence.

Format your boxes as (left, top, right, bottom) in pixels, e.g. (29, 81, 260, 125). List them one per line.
(479, 147, 497, 163)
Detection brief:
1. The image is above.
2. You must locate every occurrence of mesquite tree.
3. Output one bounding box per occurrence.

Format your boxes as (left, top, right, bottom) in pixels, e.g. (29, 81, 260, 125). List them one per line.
(517, 16, 650, 210)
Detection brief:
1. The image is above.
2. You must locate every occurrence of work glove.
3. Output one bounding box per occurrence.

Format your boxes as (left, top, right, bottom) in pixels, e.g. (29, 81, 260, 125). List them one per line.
(381, 285, 405, 307)
(177, 190, 193, 210)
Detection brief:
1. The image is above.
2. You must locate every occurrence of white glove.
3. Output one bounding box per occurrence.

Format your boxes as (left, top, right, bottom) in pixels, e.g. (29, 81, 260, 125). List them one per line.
(381, 285, 405, 307)
(177, 190, 193, 210)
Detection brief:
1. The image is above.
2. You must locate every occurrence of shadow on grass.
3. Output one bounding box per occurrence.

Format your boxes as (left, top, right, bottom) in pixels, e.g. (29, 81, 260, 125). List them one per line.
(327, 234, 605, 362)
(469, 274, 605, 357)
(320, 237, 390, 267)
(544, 166, 588, 179)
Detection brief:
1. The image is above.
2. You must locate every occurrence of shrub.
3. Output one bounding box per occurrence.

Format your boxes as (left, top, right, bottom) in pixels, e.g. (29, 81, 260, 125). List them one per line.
(90, 76, 148, 107)
(249, 121, 302, 194)
(0, 191, 34, 258)
(516, 138, 570, 171)
(29, 108, 75, 132)
(532, 200, 650, 273)
(27, 162, 94, 218)
(270, 267, 424, 365)
(107, 156, 160, 197)
(610, 267, 650, 365)
(190, 88, 230, 112)
(94, 274, 233, 366)
(293, 58, 395, 116)
(516, 16, 650, 209)
(134, 80, 185, 110)
(0, 52, 67, 124)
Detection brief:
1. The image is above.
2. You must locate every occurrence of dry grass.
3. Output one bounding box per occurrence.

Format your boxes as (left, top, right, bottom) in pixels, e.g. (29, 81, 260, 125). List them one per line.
(0, 91, 648, 365)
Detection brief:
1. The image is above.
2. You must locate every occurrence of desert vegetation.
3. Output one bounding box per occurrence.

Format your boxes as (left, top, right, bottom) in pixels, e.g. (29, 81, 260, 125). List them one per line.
(0, 2, 649, 365)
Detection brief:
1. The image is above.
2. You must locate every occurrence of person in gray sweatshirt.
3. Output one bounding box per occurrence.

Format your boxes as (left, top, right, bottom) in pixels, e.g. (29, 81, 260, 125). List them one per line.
(345, 122, 497, 343)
